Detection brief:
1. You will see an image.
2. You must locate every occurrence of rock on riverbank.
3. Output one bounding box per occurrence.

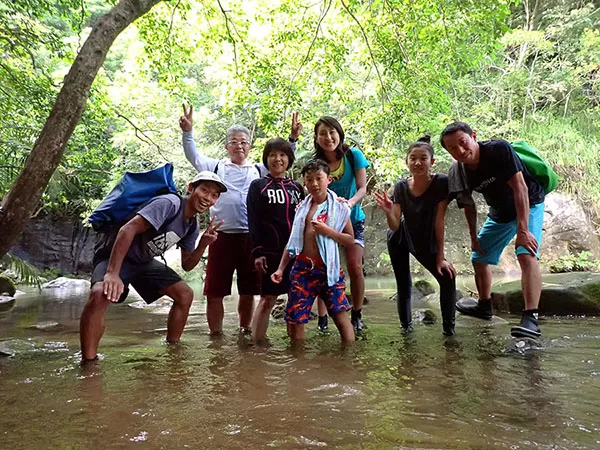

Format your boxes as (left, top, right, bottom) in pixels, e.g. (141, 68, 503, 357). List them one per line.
(491, 272, 600, 315)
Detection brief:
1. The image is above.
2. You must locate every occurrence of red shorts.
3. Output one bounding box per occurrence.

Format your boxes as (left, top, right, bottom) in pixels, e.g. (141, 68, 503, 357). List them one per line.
(203, 232, 260, 297)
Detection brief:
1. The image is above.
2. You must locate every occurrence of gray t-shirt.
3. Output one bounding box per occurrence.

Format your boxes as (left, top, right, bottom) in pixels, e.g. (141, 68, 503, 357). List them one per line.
(125, 194, 199, 263)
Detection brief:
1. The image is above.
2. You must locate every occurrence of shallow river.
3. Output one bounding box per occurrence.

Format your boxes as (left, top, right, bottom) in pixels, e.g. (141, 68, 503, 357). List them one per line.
(0, 278, 599, 449)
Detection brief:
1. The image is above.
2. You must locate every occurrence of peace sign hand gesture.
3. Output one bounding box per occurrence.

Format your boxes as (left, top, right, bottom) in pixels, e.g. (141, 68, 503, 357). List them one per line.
(179, 103, 194, 132)
(199, 216, 223, 248)
(374, 191, 394, 214)
(290, 111, 303, 140)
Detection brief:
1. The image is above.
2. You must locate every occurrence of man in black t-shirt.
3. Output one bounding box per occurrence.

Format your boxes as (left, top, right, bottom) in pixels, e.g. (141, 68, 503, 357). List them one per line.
(440, 122, 545, 339)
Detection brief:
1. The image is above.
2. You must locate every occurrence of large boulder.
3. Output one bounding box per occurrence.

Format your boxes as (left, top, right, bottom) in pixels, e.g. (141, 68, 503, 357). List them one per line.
(491, 272, 600, 315)
(542, 193, 600, 261)
(0, 274, 16, 296)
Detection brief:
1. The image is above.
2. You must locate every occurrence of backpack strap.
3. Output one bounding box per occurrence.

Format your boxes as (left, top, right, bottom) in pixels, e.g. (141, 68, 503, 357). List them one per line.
(213, 161, 220, 175)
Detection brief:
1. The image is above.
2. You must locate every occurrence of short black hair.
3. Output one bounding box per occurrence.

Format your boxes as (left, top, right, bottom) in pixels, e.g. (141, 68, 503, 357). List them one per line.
(301, 159, 330, 176)
(440, 122, 474, 148)
(407, 134, 434, 157)
(262, 137, 295, 170)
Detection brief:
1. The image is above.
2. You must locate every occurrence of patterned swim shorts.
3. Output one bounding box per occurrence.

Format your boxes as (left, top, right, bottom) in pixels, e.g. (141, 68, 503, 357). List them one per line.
(285, 254, 350, 324)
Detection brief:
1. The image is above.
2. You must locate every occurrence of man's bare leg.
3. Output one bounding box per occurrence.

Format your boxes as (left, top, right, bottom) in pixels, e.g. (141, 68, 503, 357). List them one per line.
(518, 254, 542, 310)
(80, 283, 111, 360)
(455, 261, 493, 319)
(206, 296, 225, 334)
(473, 261, 492, 300)
(238, 294, 255, 329)
(162, 281, 194, 343)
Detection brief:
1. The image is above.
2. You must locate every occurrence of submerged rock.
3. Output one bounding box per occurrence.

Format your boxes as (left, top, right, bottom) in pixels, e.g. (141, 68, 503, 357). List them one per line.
(389, 279, 437, 302)
(129, 297, 173, 309)
(412, 309, 437, 324)
(504, 337, 544, 354)
(0, 295, 16, 312)
(492, 272, 600, 315)
(271, 296, 287, 320)
(43, 277, 90, 290)
(0, 341, 15, 357)
(30, 321, 61, 330)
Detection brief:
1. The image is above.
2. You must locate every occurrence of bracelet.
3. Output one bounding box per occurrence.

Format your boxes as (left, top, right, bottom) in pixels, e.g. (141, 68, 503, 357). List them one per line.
(288, 135, 299, 143)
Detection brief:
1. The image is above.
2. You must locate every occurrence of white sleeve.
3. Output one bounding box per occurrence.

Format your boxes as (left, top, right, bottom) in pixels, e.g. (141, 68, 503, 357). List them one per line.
(182, 131, 218, 172)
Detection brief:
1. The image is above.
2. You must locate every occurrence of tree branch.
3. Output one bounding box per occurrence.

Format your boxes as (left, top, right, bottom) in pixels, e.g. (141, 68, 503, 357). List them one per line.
(216, 0, 239, 76)
(116, 112, 170, 162)
(289, 0, 332, 88)
(340, 0, 388, 106)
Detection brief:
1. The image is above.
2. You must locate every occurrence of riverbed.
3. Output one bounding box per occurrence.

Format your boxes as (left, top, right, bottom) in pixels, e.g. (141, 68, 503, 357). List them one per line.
(0, 279, 598, 449)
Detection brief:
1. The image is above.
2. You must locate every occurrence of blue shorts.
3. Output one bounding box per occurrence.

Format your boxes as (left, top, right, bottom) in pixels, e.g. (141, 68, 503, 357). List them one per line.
(471, 202, 544, 265)
(285, 254, 350, 324)
(352, 220, 365, 247)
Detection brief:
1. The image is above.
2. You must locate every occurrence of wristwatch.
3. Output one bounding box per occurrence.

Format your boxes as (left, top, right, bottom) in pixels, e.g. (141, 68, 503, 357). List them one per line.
(288, 135, 299, 143)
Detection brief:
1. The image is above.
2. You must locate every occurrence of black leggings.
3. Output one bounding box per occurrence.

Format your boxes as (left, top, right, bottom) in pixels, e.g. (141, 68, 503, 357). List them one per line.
(387, 229, 456, 332)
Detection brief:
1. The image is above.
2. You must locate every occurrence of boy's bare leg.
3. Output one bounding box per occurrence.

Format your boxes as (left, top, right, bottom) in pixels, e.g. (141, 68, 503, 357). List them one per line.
(206, 296, 224, 334)
(80, 283, 111, 360)
(330, 311, 355, 343)
(251, 295, 277, 341)
(161, 281, 194, 343)
(288, 323, 306, 342)
(238, 294, 255, 329)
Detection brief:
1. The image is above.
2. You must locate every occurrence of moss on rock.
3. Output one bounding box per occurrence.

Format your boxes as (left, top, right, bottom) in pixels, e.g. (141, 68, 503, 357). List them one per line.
(492, 272, 600, 315)
(0, 274, 16, 296)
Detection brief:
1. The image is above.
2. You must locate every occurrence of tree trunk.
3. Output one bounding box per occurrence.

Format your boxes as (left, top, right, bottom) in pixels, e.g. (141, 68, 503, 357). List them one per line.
(0, 0, 163, 259)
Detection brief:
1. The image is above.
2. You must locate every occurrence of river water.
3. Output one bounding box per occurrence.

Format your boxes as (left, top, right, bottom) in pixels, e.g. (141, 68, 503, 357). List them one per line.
(0, 278, 598, 449)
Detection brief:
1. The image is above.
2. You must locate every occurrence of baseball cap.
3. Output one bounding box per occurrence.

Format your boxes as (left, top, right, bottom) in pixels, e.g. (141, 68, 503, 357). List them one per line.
(190, 171, 228, 193)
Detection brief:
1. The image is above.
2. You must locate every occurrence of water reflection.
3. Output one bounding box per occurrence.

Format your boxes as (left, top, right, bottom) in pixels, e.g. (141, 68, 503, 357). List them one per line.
(0, 283, 599, 449)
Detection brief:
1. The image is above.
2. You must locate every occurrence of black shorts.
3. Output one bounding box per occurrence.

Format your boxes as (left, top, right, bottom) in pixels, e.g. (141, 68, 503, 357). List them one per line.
(260, 252, 292, 297)
(91, 258, 182, 304)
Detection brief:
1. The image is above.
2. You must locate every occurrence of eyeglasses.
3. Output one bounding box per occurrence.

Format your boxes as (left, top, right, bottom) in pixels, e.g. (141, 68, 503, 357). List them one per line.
(227, 140, 250, 147)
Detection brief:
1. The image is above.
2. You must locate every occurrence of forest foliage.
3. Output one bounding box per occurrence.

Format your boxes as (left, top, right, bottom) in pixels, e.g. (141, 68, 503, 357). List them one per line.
(1, 0, 599, 221)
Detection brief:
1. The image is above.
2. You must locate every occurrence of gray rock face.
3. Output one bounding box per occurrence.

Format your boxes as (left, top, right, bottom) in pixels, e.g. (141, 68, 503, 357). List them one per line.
(543, 193, 600, 260)
(492, 272, 600, 315)
(10, 213, 95, 274)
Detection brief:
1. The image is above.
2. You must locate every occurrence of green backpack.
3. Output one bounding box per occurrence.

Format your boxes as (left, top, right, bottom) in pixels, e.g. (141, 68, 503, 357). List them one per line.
(510, 140, 559, 194)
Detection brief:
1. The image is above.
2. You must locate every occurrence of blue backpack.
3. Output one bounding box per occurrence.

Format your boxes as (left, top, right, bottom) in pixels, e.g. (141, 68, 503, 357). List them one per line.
(89, 163, 179, 233)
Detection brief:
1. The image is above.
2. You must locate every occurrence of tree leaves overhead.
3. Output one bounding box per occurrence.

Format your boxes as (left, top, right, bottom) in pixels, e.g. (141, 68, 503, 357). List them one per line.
(1, 0, 599, 216)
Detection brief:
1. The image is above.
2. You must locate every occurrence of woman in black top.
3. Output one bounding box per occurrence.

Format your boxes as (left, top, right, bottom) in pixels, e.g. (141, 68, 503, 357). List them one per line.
(375, 136, 457, 336)
(247, 137, 305, 342)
